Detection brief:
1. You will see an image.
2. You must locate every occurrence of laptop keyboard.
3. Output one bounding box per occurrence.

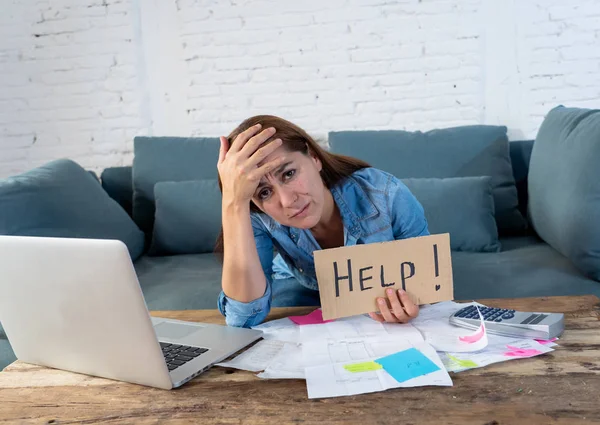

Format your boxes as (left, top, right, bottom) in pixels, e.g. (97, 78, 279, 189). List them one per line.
(160, 342, 209, 371)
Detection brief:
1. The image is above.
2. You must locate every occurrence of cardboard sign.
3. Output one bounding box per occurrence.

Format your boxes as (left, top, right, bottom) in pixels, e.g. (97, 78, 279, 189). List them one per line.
(315, 233, 453, 321)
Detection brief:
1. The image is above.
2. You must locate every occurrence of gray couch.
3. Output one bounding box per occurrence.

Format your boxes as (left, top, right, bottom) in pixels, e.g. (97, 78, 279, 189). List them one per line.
(2, 106, 599, 370)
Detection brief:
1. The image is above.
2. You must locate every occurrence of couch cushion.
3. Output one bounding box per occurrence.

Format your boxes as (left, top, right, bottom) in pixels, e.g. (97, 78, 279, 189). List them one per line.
(328, 126, 527, 234)
(135, 253, 224, 310)
(452, 240, 600, 300)
(132, 137, 220, 236)
(509, 140, 534, 219)
(0, 159, 145, 260)
(528, 106, 600, 281)
(149, 180, 222, 256)
(402, 176, 500, 252)
(101, 166, 133, 216)
(0, 337, 16, 371)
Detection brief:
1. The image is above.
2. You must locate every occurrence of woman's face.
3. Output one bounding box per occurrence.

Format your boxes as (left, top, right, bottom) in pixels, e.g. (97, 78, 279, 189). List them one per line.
(252, 145, 327, 229)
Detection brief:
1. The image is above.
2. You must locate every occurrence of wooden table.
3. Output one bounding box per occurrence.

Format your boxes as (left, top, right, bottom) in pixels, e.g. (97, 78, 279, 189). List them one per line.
(1, 295, 599, 424)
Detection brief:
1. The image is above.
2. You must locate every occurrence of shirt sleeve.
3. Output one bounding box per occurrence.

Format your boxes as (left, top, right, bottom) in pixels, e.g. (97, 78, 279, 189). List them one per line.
(217, 214, 274, 328)
(388, 178, 430, 239)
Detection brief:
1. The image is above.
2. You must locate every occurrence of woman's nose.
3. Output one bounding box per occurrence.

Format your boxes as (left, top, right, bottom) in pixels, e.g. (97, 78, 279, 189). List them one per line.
(278, 187, 298, 207)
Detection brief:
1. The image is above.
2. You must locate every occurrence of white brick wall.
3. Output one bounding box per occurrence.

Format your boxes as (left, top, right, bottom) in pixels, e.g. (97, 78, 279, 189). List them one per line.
(0, 0, 143, 178)
(1, 0, 599, 178)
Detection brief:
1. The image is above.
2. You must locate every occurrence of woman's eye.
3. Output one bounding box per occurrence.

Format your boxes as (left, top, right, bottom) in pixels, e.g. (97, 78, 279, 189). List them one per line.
(258, 189, 271, 200)
(283, 169, 296, 180)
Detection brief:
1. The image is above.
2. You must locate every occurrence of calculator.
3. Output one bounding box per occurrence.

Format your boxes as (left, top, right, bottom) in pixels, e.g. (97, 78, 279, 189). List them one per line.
(449, 304, 565, 339)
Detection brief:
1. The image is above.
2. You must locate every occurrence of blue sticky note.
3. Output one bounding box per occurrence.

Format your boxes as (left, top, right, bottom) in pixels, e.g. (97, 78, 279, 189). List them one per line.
(374, 348, 440, 383)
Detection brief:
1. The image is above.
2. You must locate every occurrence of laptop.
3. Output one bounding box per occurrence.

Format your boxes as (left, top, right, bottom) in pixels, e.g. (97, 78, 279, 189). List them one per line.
(0, 235, 262, 389)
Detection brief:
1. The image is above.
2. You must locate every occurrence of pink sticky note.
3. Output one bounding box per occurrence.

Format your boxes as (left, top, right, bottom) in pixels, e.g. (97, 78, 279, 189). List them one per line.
(504, 345, 543, 357)
(289, 309, 333, 326)
(534, 338, 558, 345)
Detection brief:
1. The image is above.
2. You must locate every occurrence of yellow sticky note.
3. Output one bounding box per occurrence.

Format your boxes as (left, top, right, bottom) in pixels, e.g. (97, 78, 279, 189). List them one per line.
(448, 354, 478, 368)
(343, 361, 383, 373)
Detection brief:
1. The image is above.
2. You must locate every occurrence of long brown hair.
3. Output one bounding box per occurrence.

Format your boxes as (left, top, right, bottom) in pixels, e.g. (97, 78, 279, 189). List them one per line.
(214, 115, 370, 255)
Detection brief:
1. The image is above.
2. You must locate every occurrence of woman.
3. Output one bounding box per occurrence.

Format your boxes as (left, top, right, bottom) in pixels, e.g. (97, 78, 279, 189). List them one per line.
(216, 115, 429, 328)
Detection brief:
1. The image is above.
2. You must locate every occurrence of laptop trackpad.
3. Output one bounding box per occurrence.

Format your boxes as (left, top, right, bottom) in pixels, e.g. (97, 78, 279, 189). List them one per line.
(154, 322, 204, 340)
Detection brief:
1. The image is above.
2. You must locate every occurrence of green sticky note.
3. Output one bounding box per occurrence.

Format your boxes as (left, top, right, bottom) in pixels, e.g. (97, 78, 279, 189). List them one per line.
(343, 361, 383, 373)
(448, 354, 479, 368)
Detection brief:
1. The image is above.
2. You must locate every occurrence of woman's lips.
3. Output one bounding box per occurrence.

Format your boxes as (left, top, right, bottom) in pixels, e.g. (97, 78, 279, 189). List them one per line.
(290, 203, 309, 218)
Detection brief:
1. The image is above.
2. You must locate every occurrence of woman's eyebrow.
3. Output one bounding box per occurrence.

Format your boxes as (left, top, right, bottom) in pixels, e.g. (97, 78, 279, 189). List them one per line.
(257, 161, 294, 189)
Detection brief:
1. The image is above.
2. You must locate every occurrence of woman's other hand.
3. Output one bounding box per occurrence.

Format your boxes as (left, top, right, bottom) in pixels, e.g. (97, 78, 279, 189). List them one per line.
(368, 288, 419, 323)
(218, 124, 284, 206)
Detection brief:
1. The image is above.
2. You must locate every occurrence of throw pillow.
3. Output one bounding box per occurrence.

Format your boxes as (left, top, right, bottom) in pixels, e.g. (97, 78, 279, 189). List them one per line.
(402, 176, 500, 253)
(149, 180, 222, 256)
(133, 136, 220, 237)
(528, 106, 600, 281)
(328, 125, 527, 235)
(0, 159, 145, 261)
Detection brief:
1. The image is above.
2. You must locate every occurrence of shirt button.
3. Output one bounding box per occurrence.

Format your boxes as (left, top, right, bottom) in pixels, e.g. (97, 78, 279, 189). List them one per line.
(299, 267, 304, 273)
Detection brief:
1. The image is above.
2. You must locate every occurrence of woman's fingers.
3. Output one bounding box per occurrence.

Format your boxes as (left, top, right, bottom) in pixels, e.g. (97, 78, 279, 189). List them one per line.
(376, 297, 399, 323)
(368, 312, 385, 323)
(386, 288, 410, 322)
(240, 126, 277, 158)
(369, 289, 419, 324)
(245, 138, 282, 169)
(248, 156, 287, 182)
(398, 289, 419, 319)
(228, 123, 263, 153)
(218, 136, 229, 165)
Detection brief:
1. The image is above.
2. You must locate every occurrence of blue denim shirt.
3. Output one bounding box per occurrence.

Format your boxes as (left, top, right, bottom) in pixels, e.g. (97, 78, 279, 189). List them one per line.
(217, 167, 429, 327)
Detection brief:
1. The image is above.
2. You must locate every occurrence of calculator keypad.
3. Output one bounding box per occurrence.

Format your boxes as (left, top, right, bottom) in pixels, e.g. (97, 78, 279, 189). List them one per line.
(454, 305, 516, 323)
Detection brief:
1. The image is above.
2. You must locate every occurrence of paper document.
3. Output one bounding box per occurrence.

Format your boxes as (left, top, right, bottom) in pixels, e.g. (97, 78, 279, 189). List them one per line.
(300, 314, 425, 344)
(304, 338, 452, 399)
(257, 342, 305, 379)
(216, 339, 285, 372)
(252, 317, 300, 343)
(442, 339, 554, 372)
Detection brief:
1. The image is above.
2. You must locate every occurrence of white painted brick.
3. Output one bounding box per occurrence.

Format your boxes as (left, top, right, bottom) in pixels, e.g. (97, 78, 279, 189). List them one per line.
(251, 93, 316, 108)
(180, 17, 243, 35)
(213, 55, 280, 71)
(319, 62, 392, 78)
(282, 51, 350, 67)
(548, 3, 600, 20)
(219, 82, 288, 96)
(350, 45, 422, 62)
(560, 44, 600, 60)
(251, 67, 319, 82)
(528, 60, 599, 76)
(313, 7, 382, 24)
(186, 84, 221, 98)
(182, 44, 246, 60)
(178, 7, 211, 23)
(243, 14, 313, 30)
(191, 70, 251, 84)
(40, 68, 108, 85)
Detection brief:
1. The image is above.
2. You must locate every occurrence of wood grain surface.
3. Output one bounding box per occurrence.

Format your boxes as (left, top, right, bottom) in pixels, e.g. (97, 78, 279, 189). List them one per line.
(1, 295, 599, 425)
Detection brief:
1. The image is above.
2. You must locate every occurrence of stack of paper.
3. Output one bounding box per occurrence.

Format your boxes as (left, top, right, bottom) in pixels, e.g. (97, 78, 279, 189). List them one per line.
(218, 309, 453, 398)
(216, 304, 557, 398)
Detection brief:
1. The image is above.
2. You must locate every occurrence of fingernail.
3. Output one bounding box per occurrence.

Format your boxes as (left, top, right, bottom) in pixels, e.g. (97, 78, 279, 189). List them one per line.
(386, 289, 393, 295)
(255, 123, 262, 128)
(398, 289, 406, 295)
(378, 298, 386, 305)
